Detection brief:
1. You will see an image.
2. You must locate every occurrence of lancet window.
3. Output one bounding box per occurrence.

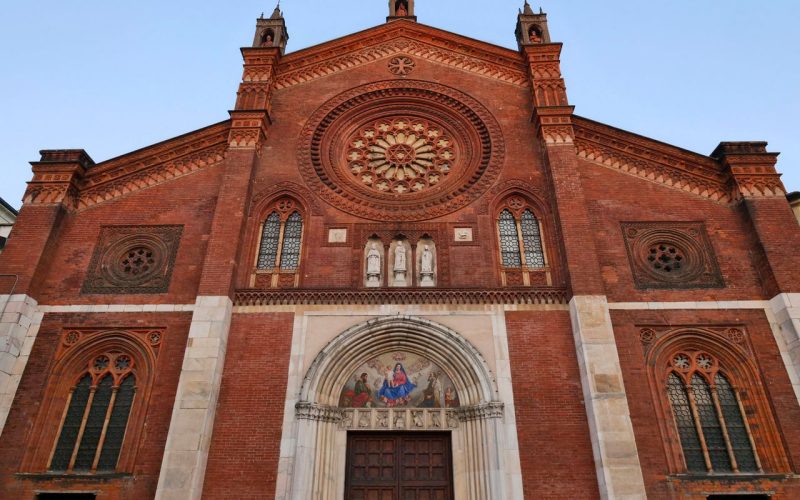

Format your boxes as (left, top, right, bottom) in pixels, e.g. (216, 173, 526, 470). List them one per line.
(254, 198, 305, 288)
(666, 351, 760, 474)
(49, 352, 137, 473)
(496, 196, 548, 286)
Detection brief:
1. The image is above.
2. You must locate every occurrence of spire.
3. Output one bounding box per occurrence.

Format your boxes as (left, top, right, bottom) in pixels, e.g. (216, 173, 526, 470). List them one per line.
(515, 3, 552, 49)
(252, 5, 289, 54)
(388, 0, 416, 22)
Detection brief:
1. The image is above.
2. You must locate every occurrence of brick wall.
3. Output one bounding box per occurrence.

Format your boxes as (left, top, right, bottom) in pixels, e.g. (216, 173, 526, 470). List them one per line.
(0, 312, 191, 499)
(202, 312, 294, 499)
(506, 310, 600, 499)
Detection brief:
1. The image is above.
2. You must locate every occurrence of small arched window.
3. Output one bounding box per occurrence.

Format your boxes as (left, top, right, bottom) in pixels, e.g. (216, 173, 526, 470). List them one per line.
(49, 353, 137, 473)
(254, 198, 305, 288)
(496, 197, 548, 286)
(257, 210, 304, 272)
(666, 351, 760, 474)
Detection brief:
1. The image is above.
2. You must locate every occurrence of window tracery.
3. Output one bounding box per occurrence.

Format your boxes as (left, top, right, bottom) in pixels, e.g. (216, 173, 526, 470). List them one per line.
(49, 352, 137, 473)
(665, 350, 760, 474)
(254, 197, 305, 288)
(496, 197, 548, 286)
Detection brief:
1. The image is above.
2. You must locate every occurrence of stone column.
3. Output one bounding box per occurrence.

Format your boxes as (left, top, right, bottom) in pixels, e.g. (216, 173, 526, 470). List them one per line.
(155, 296, 232, 500)
(0, 294, 42, 434)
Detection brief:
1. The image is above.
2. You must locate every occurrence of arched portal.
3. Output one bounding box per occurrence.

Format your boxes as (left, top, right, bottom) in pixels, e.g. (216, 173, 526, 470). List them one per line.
(283, 315, 519, 499)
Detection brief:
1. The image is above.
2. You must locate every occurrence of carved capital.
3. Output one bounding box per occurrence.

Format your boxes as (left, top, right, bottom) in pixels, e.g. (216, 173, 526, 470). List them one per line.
(455, 402, 504, 422)
(295, 402, 343, 423)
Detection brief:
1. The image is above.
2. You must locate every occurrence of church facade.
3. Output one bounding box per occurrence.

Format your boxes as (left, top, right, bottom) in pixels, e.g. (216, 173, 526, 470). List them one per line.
(2, 2, 800, 499)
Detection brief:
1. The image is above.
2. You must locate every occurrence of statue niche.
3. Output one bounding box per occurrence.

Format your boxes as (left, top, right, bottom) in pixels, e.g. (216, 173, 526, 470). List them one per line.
(388, 238, 412, 287)
(416, 238, 437, 287)
(364, 238, 384, 288)
(389, 0, 413, 17)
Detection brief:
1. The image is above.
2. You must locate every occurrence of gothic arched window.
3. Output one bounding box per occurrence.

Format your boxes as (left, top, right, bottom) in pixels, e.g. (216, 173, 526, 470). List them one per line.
(254, 198, 305, 288)
(496, 197, 548, 286)
(49, 353, 137, 473)
(666, 351, 760, 474)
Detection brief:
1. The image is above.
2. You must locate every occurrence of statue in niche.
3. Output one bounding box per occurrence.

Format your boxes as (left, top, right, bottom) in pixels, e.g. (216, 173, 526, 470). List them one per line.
(396, 1, 408, 16)
(420, 244, 434, 287)
(366, 243, 382, 287)
(393, 242, 408, 286)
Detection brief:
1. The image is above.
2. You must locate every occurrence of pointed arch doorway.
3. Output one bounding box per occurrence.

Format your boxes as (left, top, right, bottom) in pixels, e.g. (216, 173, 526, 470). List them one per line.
(282, 315, 520, 499)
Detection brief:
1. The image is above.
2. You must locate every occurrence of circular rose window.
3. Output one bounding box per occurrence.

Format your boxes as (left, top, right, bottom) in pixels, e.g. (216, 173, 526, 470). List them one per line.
(347, 118, 455, 195)
(299, 80, 504, 221)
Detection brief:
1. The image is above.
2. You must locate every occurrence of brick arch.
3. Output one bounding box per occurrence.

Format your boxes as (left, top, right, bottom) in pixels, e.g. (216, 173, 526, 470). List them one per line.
(22, 330, 158, 473)
(645, 328, 791, 474)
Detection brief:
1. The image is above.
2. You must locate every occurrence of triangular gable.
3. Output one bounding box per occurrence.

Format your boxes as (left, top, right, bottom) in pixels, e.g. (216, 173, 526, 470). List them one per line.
(274, 20, 528, 89)
(573, 116, 732, 204)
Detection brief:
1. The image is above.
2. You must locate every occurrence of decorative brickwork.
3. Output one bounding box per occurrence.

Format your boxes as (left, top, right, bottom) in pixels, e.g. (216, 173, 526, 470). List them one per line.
(621, 222, 724, 289)
(82, 225, 183, 295)
(299, 80, 504, 221)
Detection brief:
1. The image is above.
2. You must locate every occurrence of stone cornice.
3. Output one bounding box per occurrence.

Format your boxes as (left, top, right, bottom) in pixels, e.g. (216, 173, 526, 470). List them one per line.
(234, 287, 568, 306)
(75, 121, 230, 211)
(456, 402, 504, 421)
(573, 116, 732, 204)
(275, 22, 527, 89)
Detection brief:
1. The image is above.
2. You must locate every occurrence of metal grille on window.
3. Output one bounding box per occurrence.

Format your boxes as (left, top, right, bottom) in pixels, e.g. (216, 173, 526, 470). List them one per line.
(257, 212, 281, 270)
(50, 375, 92, 471)
(520, 209, 545, 268)
(498, 210, 521, 268)
(97, 375, 136, 471)
(667, 373, 706, 472)
(279, 212, 303, 271)
(691, 374, 733, 472)
(715, 374, 758, 472)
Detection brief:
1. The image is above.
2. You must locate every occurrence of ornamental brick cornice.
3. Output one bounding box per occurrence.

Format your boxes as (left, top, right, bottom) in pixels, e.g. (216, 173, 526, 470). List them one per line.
(233, 287, 568, 307)
(573, 116, 733, 204)
(75, 121, 230, 211)
(274, 22, 527, 89)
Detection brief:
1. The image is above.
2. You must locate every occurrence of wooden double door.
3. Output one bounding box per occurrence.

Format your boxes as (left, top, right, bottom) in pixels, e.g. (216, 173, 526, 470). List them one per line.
(344, 432, 454, 500)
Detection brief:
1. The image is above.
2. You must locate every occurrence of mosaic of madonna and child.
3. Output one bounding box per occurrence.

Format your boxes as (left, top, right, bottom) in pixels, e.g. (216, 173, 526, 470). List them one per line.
(339, 352, 460, 409)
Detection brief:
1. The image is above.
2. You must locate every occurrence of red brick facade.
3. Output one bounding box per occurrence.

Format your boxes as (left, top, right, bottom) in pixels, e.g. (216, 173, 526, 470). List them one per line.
(1, 4, 800, 499)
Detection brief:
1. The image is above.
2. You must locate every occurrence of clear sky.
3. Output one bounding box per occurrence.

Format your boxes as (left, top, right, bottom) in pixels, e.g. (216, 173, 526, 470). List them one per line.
(1, 1, 798, 210)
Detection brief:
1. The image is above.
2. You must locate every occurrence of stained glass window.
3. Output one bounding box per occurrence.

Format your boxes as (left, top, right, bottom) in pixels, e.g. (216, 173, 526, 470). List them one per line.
(667, 373, 706, 472)
(498, 210, 521, 268)
(50, 375, 92, 471)
(666, 354, 760, 475)
(520, 210, 545, 268)
(257, 212, 281, 270)
(280, 212, 303, 271)
(691, 374, 732, 472)
(97, 376, 136, 471)
(50, 372, 136, 473)
(716, 374, 758, 472)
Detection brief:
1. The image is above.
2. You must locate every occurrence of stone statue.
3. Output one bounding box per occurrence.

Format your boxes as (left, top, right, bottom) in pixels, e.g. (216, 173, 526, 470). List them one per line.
(366, 243, 381, 287)
(420, 244, 434, 287)
(394, 244, 407, 271)
(392, 242, 408, 286)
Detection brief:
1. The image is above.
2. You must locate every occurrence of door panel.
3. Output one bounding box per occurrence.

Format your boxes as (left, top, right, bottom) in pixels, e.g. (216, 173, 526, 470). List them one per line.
(345, 433, 453, 500)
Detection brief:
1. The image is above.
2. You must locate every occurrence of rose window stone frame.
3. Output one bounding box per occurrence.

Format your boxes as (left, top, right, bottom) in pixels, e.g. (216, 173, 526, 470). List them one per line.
(298, 80, 505, 221)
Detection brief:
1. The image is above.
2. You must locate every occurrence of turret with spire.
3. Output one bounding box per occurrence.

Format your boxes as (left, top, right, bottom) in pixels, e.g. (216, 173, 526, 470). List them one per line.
(515, 1, 551, 48)
(252, 3, 289, 54)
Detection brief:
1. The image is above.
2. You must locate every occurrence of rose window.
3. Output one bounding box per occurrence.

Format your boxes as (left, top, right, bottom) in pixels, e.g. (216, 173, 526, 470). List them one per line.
(347, 118, 455, 195)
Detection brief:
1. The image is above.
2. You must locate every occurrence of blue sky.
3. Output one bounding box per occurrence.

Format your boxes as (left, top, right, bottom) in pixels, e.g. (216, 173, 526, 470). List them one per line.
(1, 1, 798, 209)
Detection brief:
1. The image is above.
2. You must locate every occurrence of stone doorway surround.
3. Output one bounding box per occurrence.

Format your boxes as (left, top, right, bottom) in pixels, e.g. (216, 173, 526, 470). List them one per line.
(274, 312, 524, 500)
